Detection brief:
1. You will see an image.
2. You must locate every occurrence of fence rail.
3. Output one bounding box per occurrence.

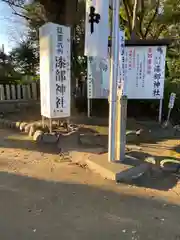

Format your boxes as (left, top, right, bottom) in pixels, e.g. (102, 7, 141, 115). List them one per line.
(0, 83, 39, 101)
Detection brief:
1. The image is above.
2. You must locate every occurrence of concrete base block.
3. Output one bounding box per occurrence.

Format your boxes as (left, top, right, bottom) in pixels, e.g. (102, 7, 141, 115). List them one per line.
(86, 153, 151, 182)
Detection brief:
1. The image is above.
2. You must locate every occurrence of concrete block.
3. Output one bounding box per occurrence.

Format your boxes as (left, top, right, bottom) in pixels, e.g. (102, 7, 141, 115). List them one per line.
(42, 133, 58, 144)
(86, 153, 151, 182)
(33, 130, 44, 142)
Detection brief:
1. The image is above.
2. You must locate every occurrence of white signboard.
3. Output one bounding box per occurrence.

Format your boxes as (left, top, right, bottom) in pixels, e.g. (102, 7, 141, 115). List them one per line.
(85, 0, 109, 58)
(125, 46, 166, 99)
(87, 45, 166, 99)
(39, 23, 71, 118)
(168, 93, 176, 109)
(87, 56, 109, 99)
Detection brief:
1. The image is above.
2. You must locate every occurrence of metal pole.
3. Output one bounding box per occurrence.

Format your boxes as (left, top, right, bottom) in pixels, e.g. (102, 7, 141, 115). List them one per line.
(87, 98, 91, 117)
(116, 95, 127, 161)
(159, 98, 163, 124)
(166, 108, 172, 125)
(108, 0, 120, 162)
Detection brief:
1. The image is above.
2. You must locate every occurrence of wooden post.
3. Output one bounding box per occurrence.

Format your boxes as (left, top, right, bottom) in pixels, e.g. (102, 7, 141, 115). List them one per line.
(17, 85, 21, 99)
(0, 85, 5, 100)
(6, 85, 11, 100)
(31, 82, 37, 100)
(11, 85, 16, 100)
(22, 85, 27, 100)
(27, 84, 31, 99)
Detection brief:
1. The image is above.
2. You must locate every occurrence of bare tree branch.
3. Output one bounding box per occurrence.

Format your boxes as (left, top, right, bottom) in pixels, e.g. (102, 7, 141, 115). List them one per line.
(1, 0, 33, 21)
(13, 11, 30, 20)
(123, 0, 132, 34)
(144, 0, 160, 38)
(138, 0, 145, 38)
(1, 0, 26, 10)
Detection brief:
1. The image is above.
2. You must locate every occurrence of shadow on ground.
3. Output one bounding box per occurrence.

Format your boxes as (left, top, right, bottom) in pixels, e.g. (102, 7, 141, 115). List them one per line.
(0, 171, 180, 239)
(120, 150, 180, 191)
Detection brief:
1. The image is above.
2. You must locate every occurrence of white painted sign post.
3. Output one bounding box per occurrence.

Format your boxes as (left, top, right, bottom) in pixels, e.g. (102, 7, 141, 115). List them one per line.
(166, 92, 176, 125)
(39, 23, 71, 131)
(159, 99, 163, 123)
(168, 92, 176, 109)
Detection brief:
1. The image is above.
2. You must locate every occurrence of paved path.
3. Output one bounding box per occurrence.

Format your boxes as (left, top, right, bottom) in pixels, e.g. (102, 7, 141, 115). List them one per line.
(0, 128, 180, 240)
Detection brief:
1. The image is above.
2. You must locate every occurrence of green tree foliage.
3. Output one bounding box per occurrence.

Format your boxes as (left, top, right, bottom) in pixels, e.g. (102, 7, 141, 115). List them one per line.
(10, 40, 39, 75)
(0, 47, 21, 83)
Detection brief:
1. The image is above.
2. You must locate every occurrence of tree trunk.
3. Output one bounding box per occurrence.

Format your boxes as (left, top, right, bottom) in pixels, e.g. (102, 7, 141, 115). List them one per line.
(131, 0, 138, 39)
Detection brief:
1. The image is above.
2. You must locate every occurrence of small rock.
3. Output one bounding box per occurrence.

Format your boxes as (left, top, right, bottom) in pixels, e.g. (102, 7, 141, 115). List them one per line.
(33, 130, 44, 142)
(29, 125, 38, 137)
(122, 229, 127, 233)
(19, 122, 28, 131)
(24, 124, 32, 133)
(33, 229, 36, 233)
(42, 133, 58, 144)
(15, 121, 21, 128)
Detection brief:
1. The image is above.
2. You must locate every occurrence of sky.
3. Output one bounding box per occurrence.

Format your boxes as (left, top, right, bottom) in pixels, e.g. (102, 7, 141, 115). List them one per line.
(0, 1, 27, 53)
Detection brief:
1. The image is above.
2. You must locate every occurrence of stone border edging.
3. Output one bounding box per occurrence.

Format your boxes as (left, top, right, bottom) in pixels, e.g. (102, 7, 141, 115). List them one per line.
(0, 118, 59, 144)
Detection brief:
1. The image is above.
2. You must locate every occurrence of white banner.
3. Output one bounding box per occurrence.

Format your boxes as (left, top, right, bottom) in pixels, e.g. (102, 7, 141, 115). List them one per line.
(39, 23, 71, 118)
(84, 0, 109, 58)
(87, 45, 167, 99)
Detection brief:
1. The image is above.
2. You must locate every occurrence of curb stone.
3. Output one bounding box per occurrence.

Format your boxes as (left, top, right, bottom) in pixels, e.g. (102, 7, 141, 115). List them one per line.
(0, 118, 68, 145)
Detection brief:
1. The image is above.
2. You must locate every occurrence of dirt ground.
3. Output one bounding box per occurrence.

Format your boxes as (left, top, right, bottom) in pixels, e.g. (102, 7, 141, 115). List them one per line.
(0, 127, 180, 240)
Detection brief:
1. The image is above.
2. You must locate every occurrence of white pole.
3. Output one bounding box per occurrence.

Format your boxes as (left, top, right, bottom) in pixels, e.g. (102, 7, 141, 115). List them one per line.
(159, 98, 163, 123)
(108, 0, 120, 162)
